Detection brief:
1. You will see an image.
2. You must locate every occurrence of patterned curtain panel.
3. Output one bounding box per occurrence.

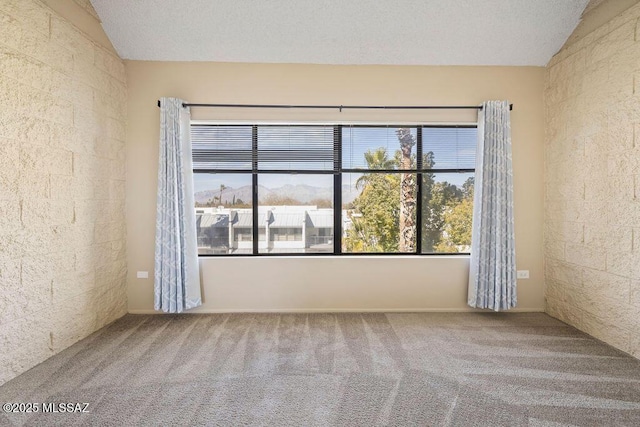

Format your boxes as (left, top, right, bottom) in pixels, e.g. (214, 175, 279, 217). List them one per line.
(155, 97, 202, 313)
(468, 100, 517, 311)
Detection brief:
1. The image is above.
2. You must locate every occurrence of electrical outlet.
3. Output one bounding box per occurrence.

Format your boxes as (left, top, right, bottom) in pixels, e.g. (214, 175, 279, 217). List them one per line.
(517, 270, 529, 279)
(136, 271, 149, 279)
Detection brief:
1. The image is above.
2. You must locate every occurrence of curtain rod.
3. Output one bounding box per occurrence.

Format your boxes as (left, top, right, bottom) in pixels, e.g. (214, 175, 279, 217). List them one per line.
(156, 100, 513, 111)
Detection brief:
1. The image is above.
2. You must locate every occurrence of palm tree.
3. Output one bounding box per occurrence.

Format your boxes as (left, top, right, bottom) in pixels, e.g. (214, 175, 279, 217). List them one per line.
(344, 213, 369, 252)
(219, 184, 227, 205)
(396, 128, 416, 252)
(355, 148, 396, 189)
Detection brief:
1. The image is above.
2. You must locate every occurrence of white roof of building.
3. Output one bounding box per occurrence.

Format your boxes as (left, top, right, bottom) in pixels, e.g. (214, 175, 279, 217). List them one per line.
(197, 213, 228, 228)
(233, 210, 276, 228)
(269, 212, 305, 228)
(306, 211, 333, 228)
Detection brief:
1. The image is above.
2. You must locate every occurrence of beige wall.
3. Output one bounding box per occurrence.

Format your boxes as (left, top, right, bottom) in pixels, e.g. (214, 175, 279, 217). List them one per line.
(126, 62, 545, 313)
(544, 0, 640, 357)
(0, 0, 127, 384)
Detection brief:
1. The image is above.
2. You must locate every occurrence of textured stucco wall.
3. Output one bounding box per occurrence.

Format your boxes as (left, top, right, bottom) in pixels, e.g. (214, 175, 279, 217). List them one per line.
(0, 0, 127, 384)
(544, 1, 640, 357)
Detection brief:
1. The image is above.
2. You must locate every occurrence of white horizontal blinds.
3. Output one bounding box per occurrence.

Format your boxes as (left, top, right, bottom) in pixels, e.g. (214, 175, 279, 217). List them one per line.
(422, 127, 477, 170)
(191, 125, 253, 170)
(342, 126, 418, 170)
(191, 125, 476, 172)
(257, 126, 337, 171)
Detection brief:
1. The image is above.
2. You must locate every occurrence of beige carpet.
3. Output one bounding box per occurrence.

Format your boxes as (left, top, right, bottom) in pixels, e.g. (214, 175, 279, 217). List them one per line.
(1, 312, 640, 426)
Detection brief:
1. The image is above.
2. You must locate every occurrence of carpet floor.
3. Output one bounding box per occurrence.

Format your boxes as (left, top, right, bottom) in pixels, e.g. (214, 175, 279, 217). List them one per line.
(1, 312, 640, 426)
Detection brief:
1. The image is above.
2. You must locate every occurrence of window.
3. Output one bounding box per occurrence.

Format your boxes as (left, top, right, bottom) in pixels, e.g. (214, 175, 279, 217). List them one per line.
(192, 124, 476, 256)
(421, 127, 476, 254)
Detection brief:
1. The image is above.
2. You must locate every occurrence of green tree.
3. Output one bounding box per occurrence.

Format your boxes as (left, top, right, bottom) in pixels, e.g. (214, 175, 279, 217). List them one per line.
(430, 176, 474, 252)
(344, 173, 400, 252)
(462, 177, 474, 199)
(345, 144, 474, 254)
(344, 147, 403, 252)
(435, 197, 473, 252)
(423, 179, 465, 252)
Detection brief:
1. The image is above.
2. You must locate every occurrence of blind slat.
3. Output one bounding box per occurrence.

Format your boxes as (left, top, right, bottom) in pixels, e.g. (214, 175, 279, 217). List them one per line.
(191, 125, 338, 171)
(257, 126, 336, 171)
(422, 127, 476, 170)
(191, 125, 477, 172)
(191, 125, 253, 170)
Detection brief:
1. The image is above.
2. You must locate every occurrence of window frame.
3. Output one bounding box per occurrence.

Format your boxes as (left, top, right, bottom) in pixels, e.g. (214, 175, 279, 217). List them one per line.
(192, 123, 476, 257)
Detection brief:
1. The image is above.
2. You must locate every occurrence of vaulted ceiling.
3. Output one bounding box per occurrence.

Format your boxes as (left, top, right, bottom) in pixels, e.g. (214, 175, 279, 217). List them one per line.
(90, 0, 590, 66)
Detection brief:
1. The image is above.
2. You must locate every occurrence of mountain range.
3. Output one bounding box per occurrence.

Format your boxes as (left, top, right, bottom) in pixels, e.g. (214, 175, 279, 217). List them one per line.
(195, 184, 359, 206)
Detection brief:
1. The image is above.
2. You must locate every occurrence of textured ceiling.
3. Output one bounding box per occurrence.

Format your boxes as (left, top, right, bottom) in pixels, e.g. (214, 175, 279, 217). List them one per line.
(90, 0, 589, 66)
